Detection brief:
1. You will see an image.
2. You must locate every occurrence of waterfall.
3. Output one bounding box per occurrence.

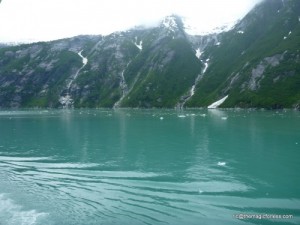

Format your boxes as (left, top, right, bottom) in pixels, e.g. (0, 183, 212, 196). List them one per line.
(59, 50, 88, 108)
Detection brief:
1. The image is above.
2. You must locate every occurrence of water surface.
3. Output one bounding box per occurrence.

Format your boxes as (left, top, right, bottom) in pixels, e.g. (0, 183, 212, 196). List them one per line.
(0, 109, 299, 225)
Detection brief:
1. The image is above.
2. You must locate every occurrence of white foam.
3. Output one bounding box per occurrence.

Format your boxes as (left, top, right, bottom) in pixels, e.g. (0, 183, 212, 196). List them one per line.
(0, 156, 52, 162)
(0, 194, 47, 225)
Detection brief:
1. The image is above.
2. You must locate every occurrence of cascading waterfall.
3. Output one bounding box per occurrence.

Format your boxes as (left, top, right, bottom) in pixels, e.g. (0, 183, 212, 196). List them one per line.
(113, 67, 129, 109)
(177, 58, 209, 109)
(59, 50, 88, 108)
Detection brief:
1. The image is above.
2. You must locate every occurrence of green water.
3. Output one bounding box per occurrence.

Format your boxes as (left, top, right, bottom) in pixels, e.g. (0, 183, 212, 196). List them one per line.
(0, 109, 299, 225)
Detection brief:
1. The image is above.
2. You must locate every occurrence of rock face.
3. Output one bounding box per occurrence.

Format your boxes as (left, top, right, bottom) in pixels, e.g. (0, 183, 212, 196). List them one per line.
(186, 0, 300, 109)
(0, 0, 300, 109)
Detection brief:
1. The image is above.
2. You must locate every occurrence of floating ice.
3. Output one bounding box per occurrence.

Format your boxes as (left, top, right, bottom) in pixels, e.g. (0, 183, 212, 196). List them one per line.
(237, 30, 244, 34)
(217, 162, 226, 166)
(160, 117, 164, 120)
(178, 115, 186, 118)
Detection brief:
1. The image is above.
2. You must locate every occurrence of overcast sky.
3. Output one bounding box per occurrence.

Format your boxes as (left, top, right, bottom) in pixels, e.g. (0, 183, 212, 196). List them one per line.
(0, 0, 261, 43)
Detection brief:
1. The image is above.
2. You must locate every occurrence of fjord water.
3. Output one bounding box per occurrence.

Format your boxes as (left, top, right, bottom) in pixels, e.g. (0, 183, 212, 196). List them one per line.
(0, 109, 299, 225)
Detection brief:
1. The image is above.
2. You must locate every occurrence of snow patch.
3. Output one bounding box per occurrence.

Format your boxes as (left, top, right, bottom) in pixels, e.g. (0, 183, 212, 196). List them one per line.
(288, 31, 292, 35)
(195, 48, 202, 59)
(208, 95, 228, 109)
(283, 36, 287, 40)
(215, 42, 221, 46)
(134, 37, 143, 50)
(162, 16, 178, 33)
(183, 17, 236, 35)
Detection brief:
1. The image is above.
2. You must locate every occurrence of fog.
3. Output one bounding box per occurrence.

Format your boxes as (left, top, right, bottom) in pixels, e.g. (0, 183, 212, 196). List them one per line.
(0, 0, 262, 43)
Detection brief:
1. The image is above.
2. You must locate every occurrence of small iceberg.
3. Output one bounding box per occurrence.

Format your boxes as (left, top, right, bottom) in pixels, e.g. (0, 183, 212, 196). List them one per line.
(217, 161, 226, 166)
(160, 117, 164, 120)
(178, 115, 186, 118)
(208, 95, 228, 109)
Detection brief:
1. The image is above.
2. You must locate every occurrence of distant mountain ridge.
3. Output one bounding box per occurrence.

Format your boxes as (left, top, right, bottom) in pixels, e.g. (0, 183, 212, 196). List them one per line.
(0, 0, 299, 109)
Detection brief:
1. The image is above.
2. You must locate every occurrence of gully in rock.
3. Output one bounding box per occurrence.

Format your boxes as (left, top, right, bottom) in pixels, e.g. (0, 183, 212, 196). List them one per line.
(177, 58, 209, 109)
(113, 61, 133, 109)
(59, 50, 88, 108)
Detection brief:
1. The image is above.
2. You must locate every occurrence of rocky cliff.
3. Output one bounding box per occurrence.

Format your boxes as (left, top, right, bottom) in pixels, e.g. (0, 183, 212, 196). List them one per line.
(0, 0, 299, 109)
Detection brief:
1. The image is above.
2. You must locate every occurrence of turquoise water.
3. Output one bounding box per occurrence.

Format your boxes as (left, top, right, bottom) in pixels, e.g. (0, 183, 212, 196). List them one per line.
(0, 109, 299, 225)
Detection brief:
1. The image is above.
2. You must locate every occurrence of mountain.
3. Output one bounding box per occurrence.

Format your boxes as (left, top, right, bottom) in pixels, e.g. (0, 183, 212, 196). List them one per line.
(186, 0, 300, 109)
(0, 0, 299, 109)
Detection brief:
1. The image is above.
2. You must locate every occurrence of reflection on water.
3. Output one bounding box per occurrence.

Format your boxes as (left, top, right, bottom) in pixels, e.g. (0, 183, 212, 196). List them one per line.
(0, 109, 299, 225)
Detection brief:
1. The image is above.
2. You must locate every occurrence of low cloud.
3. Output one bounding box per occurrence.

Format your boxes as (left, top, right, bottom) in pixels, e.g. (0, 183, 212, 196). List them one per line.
(0, 0, 261, 43)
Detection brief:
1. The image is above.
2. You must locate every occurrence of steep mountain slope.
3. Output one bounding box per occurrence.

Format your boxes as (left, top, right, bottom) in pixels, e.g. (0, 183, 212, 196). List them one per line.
(0, 15, 205, 108)
(121, 16, 202, 108)
(0, 0, 299, 109)
(0, 36, 101, 107)
(187, 0, 300, 109)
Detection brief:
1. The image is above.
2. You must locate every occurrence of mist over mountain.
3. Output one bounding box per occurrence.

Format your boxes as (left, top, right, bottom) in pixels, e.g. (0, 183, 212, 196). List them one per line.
(0, 0, 299, 109)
